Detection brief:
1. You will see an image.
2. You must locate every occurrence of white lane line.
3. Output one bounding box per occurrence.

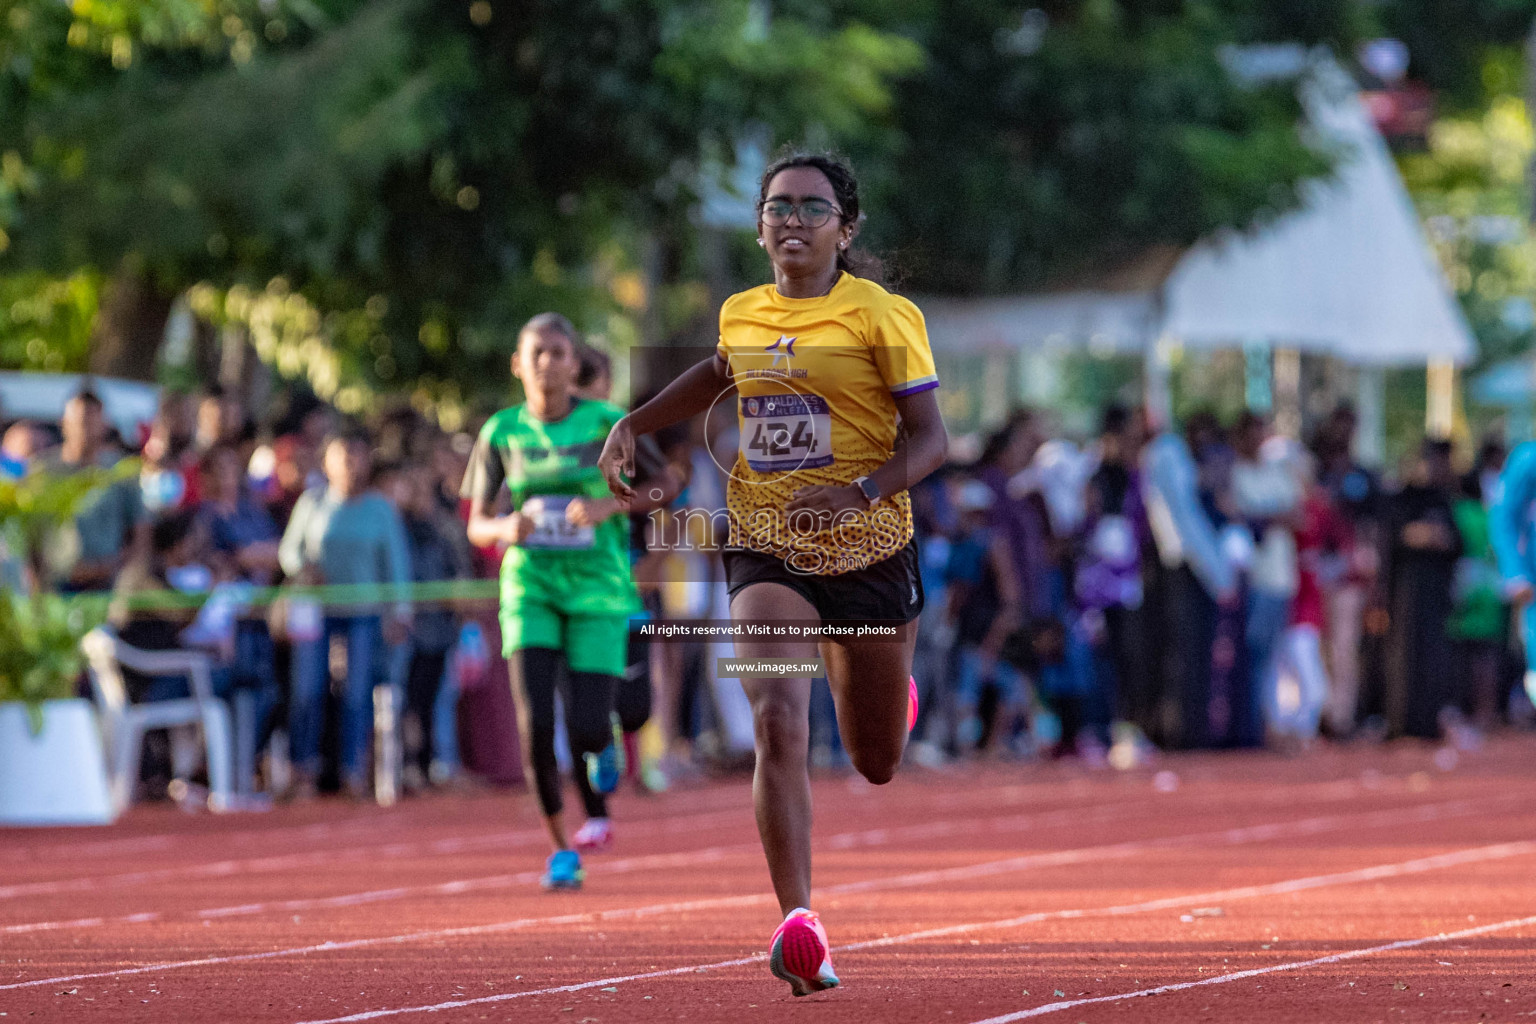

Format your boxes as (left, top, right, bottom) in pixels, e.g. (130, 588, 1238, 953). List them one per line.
(812, 794, 1522, 897)
(835, 840, 1536, 951)
(0, 777, 1392, 930)
(963, 912, 1536, 1023)
(1, 834, 176, 860)
(282, 839, 1536, 1024)
(0, 817, 375, 865)
(0, 774, 1086, 899)
(0, 794, 1516, 992)
(0, 826, 536, 900)
(0, 783, 1417, 934)
(0, 798, 1145, 934)
(0, 805, 748, 902)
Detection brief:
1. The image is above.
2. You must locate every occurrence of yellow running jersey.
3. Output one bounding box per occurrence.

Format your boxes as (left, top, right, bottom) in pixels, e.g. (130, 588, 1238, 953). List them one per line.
(715, 272, 939, 575)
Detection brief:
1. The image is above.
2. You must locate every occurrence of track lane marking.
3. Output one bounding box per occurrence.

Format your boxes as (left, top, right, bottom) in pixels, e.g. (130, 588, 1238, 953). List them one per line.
(0, 799, 1150, 934)
(281, 839, 1536, 1023)
(0, 817, 382, 865)
(0, 794, 1520, 991)
(0, 776, 1400, 926)
(3, 777, 777, 868)
(0, 774, 1133, 898)
(839, 840, 1536, 949)
(0, 784, 1453, 933)
(961, 912, 1536, 1022)
(0, 805, 756, 902)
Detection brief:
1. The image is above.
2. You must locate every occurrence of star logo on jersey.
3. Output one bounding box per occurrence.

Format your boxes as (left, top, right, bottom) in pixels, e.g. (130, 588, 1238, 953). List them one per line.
(765, 334, 796, 369)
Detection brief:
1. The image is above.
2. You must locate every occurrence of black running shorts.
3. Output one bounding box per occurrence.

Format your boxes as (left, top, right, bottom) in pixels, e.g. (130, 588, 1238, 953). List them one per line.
(722, 538, 924, 625)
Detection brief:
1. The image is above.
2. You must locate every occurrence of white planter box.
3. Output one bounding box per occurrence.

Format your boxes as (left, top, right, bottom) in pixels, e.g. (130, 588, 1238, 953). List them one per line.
(0, 698, 116, 826)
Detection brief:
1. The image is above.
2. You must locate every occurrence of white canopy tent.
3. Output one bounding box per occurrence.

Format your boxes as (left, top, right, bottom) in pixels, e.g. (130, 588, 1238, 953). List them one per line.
(915, 290, 1158, 355)
(915, 55, 1475, 457)
(1160, 58, 1474, 367)
(919, 56, 1474, 367)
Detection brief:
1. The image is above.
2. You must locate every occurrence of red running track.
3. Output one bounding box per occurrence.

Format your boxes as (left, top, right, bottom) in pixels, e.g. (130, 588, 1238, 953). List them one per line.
(2, 738, 1535, 1023)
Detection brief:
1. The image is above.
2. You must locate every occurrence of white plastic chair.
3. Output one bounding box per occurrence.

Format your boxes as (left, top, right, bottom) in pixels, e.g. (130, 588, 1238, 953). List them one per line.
(81, 627, 234, 814)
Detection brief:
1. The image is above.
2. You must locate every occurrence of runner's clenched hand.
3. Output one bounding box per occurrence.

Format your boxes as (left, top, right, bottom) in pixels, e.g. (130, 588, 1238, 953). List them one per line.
(598, 417, 637, 502)
(567, 496, 623, 527)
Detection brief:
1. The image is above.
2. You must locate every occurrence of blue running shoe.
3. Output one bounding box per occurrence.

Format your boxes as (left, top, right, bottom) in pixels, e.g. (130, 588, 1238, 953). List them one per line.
(584, 717, 625, 795)
(541, 849, 584, 891)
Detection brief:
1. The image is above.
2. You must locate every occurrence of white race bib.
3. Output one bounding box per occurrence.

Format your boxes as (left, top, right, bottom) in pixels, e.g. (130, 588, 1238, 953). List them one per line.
(740, 394, 833, 473)
(522, 496, 596, 550)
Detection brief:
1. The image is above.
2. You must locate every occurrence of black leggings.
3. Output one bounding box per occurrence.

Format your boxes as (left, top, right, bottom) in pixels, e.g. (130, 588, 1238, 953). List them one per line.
(569, 645, 653, 818)
(508, 648, 619, 819)
(404, 649, 449, 775)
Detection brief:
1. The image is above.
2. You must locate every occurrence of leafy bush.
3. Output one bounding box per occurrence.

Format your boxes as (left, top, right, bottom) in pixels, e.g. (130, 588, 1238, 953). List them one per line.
(0, 460, 136, 582)
(0, 461, 133, 732)
(0, 592, 108, 733)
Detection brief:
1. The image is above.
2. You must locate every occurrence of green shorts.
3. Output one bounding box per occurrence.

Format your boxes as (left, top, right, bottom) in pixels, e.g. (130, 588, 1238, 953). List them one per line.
(500, 602, 629, 677)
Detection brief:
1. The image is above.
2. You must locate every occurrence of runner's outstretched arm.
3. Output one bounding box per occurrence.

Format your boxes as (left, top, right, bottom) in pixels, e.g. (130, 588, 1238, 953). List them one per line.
(466, 494, 530, 550)
(599, 355, 733, 500)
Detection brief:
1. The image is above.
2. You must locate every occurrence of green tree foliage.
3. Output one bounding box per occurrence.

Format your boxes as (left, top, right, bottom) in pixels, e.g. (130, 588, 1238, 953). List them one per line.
(1375, 0, 1536, 109)
(0, 0, 248, 378)
(842, 0, 1354, 292)
(0, 0, 1389, 408)
(1, 0, 920, 404)
(0, 271, 99, 371)
(0, 0, 245, 242)
(1401, 92, 1536, 367)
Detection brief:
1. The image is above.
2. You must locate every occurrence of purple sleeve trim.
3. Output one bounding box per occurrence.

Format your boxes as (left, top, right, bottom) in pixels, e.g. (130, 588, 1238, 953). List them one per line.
(890, 379, 940, 398)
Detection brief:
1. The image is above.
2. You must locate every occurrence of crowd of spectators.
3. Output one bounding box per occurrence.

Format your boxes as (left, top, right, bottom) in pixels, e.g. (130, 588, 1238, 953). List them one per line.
(4, 384, 478, 799)
(2, 375, 1527, 804)
(905, 404, 1522, 771)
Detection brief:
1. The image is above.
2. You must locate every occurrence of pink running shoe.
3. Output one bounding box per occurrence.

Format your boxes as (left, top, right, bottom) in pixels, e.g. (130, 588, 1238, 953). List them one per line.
(769, 907, 840, 997)
(908, 676, 920, 733)
(572, 817, 612, 852)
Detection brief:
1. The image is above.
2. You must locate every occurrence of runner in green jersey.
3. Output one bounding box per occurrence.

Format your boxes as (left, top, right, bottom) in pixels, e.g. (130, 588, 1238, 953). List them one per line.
(463, 312, 672, 890)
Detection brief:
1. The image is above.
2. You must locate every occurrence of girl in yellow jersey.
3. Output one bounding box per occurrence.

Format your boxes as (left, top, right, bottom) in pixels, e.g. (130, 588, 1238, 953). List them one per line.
(599, 152, 948, 997)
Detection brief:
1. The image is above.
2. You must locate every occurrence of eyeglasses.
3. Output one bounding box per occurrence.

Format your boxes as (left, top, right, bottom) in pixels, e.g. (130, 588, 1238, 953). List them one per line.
(758, 198, 843, 228)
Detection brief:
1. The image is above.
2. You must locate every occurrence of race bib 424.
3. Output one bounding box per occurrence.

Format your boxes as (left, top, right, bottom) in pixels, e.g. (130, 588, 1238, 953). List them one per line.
(740, 394, 833, 473)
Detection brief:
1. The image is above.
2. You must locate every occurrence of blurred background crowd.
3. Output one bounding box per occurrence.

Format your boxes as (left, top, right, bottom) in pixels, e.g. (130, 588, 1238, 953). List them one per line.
(2, 364, 1527, 804)
(907, 403, 1520, 771)
(9, 1, 1536, 809)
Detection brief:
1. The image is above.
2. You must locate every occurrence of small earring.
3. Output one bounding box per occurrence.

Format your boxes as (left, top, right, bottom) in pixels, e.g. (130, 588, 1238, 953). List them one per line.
(757, 238, 765, 247)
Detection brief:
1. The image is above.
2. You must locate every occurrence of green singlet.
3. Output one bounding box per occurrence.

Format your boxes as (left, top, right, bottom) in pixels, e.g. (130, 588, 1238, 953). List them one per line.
(462, 398, 662, 676)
